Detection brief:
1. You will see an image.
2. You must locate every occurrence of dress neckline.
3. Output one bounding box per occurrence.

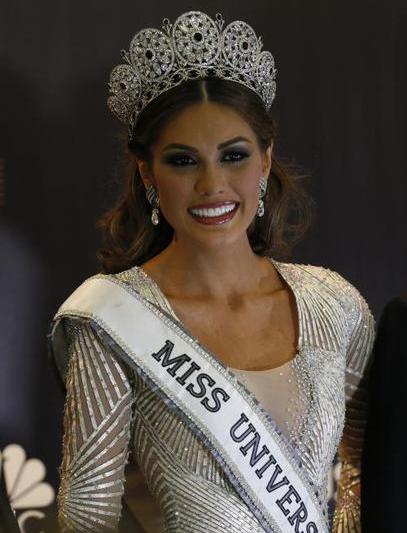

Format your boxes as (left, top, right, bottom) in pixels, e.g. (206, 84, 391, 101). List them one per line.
(229, 358, 293, 373)
(134, 257, 303, 373)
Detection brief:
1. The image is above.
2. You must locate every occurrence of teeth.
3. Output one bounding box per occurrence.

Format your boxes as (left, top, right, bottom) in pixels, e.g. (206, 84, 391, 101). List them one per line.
(190, 203, 237, 218)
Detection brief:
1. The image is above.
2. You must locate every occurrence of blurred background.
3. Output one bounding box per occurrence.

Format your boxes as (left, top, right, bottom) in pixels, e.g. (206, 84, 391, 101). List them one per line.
(1, 0, 406, 530)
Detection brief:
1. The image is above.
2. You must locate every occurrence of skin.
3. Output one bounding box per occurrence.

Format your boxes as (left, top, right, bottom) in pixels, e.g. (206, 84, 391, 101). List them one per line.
(136, 101, 299, 371)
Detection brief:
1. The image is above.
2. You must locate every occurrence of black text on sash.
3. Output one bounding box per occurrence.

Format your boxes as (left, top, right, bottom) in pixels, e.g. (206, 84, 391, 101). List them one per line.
(151, 340, 319, 532)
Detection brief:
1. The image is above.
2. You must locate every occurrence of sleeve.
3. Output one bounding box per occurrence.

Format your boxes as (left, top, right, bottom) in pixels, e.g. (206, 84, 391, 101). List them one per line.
(332, 282, 376, 532)
(57, 319, 135, 532)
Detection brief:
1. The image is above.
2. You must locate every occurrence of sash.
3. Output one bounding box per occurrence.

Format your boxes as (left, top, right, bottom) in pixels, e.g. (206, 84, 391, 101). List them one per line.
(49, 274, 328, 533)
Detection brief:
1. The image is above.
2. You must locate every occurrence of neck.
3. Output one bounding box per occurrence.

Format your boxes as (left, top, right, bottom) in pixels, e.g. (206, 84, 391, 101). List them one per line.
(142, 235, 282, 301)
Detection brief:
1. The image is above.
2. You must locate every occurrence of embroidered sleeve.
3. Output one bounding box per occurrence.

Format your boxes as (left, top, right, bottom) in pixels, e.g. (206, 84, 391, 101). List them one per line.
(57, 320, 135, 532)
(332, 285, 375, 532)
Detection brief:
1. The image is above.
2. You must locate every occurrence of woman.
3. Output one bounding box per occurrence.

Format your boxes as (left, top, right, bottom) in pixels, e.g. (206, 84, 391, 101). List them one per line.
(48, 10, 375, 533)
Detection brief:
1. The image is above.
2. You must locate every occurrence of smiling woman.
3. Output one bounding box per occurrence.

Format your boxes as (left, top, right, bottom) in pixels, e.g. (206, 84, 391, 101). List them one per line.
(96, 76, 313, 273)
(48, 10, 375, 533)
(136, 100, 274, 254)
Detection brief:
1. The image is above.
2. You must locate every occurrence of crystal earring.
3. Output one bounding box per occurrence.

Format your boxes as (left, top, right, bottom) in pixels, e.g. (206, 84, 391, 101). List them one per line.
(257, 176, 268, 217)
(145, 184, 160, 226)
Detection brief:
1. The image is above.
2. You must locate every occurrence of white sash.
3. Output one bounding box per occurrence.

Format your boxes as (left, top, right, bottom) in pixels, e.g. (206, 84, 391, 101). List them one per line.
(51, 275, 328, 533)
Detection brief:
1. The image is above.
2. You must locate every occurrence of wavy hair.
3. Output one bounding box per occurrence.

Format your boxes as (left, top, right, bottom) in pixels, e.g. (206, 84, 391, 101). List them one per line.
(96, 77, 314, 273)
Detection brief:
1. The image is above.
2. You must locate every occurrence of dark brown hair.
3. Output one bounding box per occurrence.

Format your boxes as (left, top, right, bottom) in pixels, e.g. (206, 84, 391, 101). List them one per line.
(96, 77, 314, 274)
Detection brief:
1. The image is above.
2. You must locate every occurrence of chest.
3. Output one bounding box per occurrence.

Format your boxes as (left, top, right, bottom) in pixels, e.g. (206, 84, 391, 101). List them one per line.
(165, 290, 299, 371)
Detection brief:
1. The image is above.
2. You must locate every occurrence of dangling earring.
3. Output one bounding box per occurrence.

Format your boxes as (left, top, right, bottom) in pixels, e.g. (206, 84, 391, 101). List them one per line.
(145, 184, 160, 226)
(257, 176, 268, 217)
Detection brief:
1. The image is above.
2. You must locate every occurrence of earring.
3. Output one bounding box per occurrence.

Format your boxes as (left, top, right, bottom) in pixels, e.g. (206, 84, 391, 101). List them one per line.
(257, 176, 268, 217)
(145, 184, 160, 226)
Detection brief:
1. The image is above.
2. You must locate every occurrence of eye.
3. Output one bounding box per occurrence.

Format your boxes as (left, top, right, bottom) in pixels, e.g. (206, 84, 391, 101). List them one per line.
(222, 150, 250, 163)
(164, 154, 196, 166)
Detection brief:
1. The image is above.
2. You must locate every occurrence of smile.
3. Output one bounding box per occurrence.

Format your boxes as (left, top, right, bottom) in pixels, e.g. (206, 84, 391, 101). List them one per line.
(187, 202, 239, 225)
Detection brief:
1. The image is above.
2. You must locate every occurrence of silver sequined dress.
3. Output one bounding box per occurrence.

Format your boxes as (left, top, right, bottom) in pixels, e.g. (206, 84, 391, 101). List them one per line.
(51, 259, 375, 532)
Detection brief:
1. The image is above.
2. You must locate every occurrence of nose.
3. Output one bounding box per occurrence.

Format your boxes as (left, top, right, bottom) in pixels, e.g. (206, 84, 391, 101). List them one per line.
(194, 162, 225, 196)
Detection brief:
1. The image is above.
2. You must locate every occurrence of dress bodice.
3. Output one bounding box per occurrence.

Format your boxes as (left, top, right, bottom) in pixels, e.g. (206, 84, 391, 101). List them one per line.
(229, 361, 309, 448)
(52, 260, 375, 532)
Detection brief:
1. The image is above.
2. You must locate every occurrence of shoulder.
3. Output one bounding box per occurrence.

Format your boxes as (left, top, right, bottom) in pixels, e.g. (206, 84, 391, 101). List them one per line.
(54, 265, 174, 326)
(54, 268, 142, 315)
(50, 270, 139, 386)
(274, 259, 376, 340)
(275, 260, 376, 376)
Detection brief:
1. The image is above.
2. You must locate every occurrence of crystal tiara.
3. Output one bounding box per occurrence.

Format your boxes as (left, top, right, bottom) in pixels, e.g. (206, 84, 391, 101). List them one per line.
(107, 10, 278, 139)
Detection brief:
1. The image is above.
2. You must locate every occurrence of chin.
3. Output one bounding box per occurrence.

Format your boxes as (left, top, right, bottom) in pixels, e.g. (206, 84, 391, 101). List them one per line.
(168, 208, 255, 248)
(183, 225, 251, 250)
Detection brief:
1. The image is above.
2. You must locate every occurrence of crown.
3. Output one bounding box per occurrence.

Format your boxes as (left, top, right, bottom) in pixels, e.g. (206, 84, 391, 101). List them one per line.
(107, 10, 278, 140)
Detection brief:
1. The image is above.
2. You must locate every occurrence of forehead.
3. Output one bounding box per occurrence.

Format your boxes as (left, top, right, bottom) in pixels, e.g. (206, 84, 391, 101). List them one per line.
(154, 101, 256, 148)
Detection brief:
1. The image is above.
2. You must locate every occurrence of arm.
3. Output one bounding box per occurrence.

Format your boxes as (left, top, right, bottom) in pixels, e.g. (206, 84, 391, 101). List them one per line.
(332, 287, 375, 532)
(57, 320, 135, 532)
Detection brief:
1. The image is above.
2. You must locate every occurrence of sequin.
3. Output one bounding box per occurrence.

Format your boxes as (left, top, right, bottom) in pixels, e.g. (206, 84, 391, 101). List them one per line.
(54, 259, 375, 532)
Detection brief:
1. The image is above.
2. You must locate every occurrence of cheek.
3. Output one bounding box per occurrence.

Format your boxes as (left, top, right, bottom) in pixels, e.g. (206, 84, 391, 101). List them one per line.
(156, 179, 190, 217)
(233, 158, 262, 190)
(236, 175, 260, 206)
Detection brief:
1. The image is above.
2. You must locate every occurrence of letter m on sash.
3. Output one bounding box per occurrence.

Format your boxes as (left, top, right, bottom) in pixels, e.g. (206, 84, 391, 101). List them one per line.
(151, 340, 191, 376)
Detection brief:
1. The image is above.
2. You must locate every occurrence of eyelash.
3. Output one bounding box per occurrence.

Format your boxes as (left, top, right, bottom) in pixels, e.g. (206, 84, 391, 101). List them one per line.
(165, 151, 250, 167)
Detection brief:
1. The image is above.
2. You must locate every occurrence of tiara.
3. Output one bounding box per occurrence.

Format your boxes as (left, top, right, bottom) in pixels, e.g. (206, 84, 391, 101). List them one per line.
(107, 10, 277, 139)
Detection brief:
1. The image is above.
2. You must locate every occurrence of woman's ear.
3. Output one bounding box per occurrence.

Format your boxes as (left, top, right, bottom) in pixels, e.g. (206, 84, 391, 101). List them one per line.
(136, 158, 155, 188)
(263, 142, 273, 177)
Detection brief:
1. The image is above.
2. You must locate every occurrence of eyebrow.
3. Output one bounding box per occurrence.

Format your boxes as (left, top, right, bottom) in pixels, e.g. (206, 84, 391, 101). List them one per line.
(161, 136, 253, 153)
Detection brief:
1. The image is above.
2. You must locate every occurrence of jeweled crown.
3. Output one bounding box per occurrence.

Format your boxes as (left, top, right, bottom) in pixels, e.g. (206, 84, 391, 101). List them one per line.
(107, 10, 277, 139)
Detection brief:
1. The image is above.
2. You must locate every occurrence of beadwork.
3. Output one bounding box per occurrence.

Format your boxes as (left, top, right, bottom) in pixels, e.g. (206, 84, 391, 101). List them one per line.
(54, 259, 375, 531)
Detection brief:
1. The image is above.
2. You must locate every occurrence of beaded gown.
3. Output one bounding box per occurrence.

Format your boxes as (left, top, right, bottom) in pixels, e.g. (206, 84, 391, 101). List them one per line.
(50, 259, 375, 532)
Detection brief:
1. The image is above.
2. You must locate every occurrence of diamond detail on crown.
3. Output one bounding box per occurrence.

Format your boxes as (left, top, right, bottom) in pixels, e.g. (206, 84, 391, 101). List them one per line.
(107, 11, 277, 139)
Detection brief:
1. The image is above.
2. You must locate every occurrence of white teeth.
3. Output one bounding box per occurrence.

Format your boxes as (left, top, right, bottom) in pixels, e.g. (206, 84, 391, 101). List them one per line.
(189, 203, 237, 218)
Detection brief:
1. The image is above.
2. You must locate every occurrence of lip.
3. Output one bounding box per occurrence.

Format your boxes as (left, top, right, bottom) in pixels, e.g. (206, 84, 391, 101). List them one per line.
(188, 201, 239, 210)
(188, 202, 239, 226)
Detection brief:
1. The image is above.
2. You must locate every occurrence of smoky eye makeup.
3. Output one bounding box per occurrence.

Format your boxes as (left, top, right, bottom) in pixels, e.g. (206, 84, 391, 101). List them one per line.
(222, 148, 251, 161)
(162, 147, 252, 166)
(162, 153, 196, 166)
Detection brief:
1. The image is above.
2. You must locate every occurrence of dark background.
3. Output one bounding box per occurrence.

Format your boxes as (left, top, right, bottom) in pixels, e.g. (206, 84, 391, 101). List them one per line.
(1, 0, 406, 530)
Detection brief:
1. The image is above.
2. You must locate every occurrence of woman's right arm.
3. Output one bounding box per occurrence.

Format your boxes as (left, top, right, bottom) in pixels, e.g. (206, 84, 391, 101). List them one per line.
(57, 320, 135, 532)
